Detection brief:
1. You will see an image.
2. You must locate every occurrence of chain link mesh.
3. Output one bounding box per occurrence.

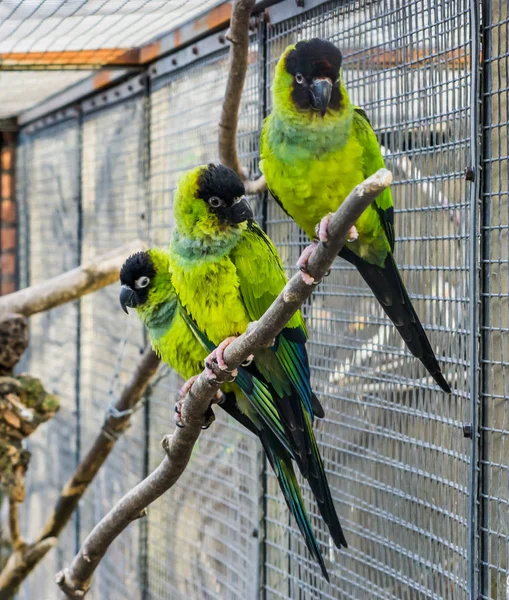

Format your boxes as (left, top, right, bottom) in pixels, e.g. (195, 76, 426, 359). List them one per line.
(10, 1, 507, 598)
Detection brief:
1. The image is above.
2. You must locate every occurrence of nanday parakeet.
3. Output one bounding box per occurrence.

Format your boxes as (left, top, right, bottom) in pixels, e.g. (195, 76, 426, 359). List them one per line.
(119, 247, 336, 579)
(167, 163, 347, 558)
(260, 38, 451, 393)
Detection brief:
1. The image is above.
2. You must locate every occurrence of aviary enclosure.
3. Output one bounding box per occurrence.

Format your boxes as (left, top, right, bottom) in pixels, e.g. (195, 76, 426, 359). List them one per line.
(0, 0, 507, 598)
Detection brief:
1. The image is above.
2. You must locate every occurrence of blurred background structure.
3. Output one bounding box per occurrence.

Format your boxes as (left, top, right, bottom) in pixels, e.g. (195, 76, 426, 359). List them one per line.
(0, 0, 507, 598)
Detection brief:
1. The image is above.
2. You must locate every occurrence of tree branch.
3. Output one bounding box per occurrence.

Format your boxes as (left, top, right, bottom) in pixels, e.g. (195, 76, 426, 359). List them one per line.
(218, 0, 267, 193)
(56, 168, 393, 598)
(0, 348, 160, 599)
(8, 500, 22, 553)
(0, 240, 146, 317)
(0, 538, 57, 600)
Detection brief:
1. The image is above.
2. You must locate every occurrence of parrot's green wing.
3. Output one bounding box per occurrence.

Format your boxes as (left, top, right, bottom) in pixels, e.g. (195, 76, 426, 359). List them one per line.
(230, 223, 348, 547)
(352, 107, 395, 251)
(231, 221, 323, 422)
(260, 116, 293, 219)
(344, 109, 451, 393)
(179, 303, 296, 458)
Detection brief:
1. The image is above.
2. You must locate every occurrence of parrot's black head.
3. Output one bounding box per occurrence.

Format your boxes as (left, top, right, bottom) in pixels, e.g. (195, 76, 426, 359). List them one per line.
(119, 251, 156, 313)
(197, 164, 253, 225)
(285, 38, 343, 117)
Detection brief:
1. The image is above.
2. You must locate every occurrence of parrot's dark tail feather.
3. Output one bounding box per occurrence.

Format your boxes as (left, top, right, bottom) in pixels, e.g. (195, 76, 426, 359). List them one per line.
(219, 393, 330, 579)
(260, 434, 330, 581)
(301, 411, 349, 549)
(310, 393, 325, 419)
(340, 248, 451, 393)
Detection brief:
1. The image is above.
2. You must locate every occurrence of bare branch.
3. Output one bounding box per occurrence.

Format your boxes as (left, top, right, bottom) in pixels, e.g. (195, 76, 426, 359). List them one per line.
(56, 168, 393, 598)
(8, 500, 22, 553)
(0, 348, 160, 598)
(0, 240, 146, 317)
(37, 347, 160, 542)
(218, 0, 257, 179)
(0, 538, 57, 600)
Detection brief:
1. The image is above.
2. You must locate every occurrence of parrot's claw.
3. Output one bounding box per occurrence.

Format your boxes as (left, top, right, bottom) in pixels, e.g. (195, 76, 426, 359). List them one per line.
(347, 225, 359, 242)
(204, 362, 217, 381)
(241, 354, 254, 367)
(315, 213, 357, 245)
(297, 242, 320, 285)
(205, 337, 239, 378)
(174, 400, 185, 427)
(315, 212, 334, 246)
(201, 407, 216, 429)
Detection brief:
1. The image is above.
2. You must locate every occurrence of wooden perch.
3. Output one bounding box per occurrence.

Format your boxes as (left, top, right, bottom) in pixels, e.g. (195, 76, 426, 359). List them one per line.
(0, 348, 160, 599)
(0, 240, 146, 317)
(55, 169, 393, 599)
(218, 0, 267, 195)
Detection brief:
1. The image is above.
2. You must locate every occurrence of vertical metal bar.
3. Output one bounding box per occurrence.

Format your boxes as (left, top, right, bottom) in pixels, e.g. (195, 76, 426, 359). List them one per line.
(74, 107, 84, 553)
(468, 0, 482, 597)
(479, 0, 492, 595)
(140, 72, 151, 600)
(257, 18, 269, 600)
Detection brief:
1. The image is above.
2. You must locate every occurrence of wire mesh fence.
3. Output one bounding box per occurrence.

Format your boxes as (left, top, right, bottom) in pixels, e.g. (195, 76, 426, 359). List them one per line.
(480, 1, 509, 599)
(8, 0, 508, 598)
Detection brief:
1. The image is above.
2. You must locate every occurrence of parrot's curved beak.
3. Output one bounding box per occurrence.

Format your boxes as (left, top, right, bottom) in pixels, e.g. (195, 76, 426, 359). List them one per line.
(310, 78, 333, 117)
(119, 284, 136, 314)
(230, 196, 254, 224)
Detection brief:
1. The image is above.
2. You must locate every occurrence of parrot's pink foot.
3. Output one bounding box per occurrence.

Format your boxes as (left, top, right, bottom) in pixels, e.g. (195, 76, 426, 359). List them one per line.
(297, 241, 320, 285)
(205, 337, 238, 378)
(316, 213, 333, 244)
(315, 213, 358, 244)
(179, 375, 199, 399)
(347, 225, 359, 242)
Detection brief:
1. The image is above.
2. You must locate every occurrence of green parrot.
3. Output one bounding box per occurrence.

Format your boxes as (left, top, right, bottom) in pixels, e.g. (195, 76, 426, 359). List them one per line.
(167, 163, 348, 556)
(260, 38, 451, 393)
(119, 247, 335, 579)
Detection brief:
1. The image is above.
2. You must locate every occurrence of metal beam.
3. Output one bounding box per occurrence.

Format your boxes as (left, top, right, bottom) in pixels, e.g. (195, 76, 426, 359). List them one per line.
(17, 70, 133, 126)
(0, 49, 140, 70)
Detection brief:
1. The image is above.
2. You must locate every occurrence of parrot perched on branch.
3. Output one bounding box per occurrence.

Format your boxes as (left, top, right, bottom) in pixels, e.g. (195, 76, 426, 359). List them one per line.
(260, 38, 451, 393)
(119, 245, 341, 580)
(166, 162, 348, 558)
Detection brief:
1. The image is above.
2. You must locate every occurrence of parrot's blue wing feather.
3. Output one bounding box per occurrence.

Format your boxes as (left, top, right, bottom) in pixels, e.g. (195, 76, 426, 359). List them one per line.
(232, 221, 322, 421)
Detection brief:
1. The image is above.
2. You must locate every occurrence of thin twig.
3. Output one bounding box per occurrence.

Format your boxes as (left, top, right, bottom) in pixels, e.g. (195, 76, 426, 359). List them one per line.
(0, 538, 58, 600)
(0, 348, 160, 598)
(8, 500, 22, 552)
(0, 240, 146, 317)
(218, 0, 263, 187)
(55, 168, 393, 599)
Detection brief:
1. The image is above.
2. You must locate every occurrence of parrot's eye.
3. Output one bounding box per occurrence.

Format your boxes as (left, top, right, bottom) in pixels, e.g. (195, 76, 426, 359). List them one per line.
(208, 196, 224, 208)
(295, 73, 304, 84)
(135, 276, 150, 289)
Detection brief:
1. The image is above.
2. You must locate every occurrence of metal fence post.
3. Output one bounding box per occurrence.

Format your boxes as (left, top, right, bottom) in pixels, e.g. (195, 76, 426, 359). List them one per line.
(75, 105, 84, 554)
(468, 0, 483, 597)
(257, 18, 269, 600)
